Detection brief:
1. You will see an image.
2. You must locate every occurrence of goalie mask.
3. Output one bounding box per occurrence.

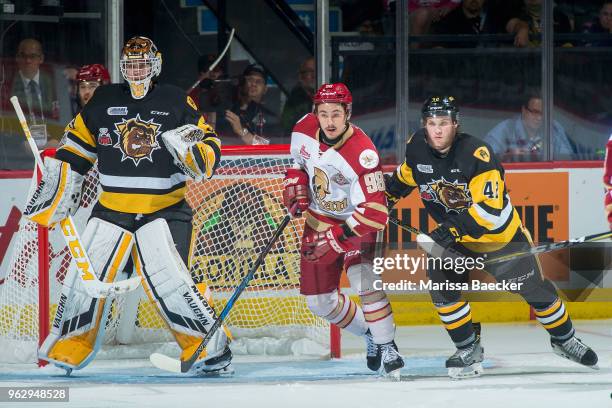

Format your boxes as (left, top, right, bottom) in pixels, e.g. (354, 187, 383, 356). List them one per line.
(120, 36, 162, 99)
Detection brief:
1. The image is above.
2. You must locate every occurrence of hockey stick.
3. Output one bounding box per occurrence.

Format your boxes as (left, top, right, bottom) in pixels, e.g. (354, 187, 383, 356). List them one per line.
(484, 230, 612, 265)
(186, 28, 235, 94)
(10, 96, 141, 298)
(150, 214, 291, 373)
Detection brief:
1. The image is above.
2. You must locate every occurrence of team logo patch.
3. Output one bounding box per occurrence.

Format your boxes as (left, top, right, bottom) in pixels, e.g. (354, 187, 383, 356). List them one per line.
(359, 149, 379, 169)
(474, 146, 490, 163)
(97, 128, 112, 146)
(416, 164, 433, 173)
(331, 172, 349, 185)
(422, 177, 472, 213)
(299, 145, 311, 160)
(312, 167, 347, 212)
(113, 114, 161, 165)
(107, 106, 128, 115)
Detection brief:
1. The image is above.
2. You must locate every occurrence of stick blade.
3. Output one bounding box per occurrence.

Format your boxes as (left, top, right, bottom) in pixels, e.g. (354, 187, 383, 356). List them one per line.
(150, 352, 182, 373)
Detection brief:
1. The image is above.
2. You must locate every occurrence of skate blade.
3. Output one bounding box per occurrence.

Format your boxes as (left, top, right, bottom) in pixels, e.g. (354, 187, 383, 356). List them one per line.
(383, 368, 401, 381)
(448, 362, 483, 379)
(194, 364, 235, 377)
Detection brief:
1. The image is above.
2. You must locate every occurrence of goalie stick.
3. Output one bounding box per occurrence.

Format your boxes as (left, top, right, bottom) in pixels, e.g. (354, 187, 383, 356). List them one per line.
(150, 214, 291, 374)
(186, 28, 236, 94)
(10, 96, 141, 298)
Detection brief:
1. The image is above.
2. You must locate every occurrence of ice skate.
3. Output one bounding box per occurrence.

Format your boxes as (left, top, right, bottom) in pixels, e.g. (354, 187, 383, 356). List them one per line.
(445, 336, 484, 379)
(191, 346, 234, 376)
(364, 329, 381, 372)
(380, 341, 404, 379)
(551, 336, 598, 369)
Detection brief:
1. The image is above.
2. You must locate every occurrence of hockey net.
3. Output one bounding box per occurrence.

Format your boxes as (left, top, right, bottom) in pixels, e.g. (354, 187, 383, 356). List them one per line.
(0, 145, 340, 365)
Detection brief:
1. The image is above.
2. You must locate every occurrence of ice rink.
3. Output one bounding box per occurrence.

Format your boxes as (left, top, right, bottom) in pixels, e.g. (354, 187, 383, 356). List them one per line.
(0, 320, 610, 408)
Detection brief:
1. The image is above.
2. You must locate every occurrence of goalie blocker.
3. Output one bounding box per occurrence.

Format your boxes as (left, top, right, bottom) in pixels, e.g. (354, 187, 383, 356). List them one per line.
(40, 217, 231, 374)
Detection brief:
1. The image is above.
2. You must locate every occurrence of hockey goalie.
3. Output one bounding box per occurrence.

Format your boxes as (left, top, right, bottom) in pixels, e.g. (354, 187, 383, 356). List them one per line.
(22, 36, 232, 375)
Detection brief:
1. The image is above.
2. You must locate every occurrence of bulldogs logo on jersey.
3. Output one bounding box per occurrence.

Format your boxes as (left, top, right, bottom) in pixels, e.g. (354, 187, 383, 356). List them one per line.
(312, 167, 347, 212)
(423, 177, 471, 213)
(113, 114, 161, 165)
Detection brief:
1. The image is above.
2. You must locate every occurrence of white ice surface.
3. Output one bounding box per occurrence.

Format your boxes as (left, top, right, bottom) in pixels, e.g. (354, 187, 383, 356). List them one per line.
(1, 320, 611, 408)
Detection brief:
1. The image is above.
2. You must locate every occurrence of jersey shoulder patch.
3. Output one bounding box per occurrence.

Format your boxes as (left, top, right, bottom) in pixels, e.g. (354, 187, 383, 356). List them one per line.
(473, 146, 491, 163)
(359, 148, 379, 169)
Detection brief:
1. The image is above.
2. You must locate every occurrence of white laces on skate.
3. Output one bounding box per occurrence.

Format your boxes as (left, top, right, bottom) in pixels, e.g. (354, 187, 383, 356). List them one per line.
(365, 331, 378, 357)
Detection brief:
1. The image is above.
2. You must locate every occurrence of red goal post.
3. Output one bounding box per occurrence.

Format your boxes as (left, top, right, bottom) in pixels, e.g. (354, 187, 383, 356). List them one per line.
(0, 144, 341, 366)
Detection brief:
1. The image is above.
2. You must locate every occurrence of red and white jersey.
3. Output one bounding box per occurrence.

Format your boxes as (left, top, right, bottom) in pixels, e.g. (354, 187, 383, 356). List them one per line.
(604, 133, 612, 189)
(290, 113, 388, 236)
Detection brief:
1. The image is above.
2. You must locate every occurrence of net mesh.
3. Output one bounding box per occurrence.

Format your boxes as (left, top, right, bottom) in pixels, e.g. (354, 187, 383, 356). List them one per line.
(0, 150, 329, 363)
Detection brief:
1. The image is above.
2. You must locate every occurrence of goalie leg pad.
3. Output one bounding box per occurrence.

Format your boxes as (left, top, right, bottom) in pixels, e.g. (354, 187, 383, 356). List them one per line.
(38, 218, 134, 369)
(24, 157, 84, 227)
(133, 218, 230, 362)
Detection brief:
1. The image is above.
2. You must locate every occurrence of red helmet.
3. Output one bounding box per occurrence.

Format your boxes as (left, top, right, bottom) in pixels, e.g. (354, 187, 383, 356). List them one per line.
(77, 64, 110, 84)
(313, 83, 352, 105)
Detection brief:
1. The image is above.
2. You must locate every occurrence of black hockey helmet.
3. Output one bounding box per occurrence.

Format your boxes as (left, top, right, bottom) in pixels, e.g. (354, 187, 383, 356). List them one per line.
(421, 95, 458, 121)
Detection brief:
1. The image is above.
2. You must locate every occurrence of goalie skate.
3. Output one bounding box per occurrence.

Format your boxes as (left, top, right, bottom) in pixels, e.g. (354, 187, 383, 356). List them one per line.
(191, 346, 234, 376)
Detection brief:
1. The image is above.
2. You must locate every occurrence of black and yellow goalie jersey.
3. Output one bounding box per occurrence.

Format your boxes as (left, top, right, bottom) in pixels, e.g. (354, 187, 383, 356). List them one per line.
(56, 83, 221, 214)
(387, 129, 522, 251)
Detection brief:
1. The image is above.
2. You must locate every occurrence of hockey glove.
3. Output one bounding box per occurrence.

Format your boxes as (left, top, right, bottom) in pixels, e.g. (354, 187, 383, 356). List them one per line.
(283, 168, 309, 217)
(162, 124, 220, 181)
(24, 157, 84, 227)
(302, 225, 351, 263)
(429, 224, 461, 249)
(605, 190, 612, 230)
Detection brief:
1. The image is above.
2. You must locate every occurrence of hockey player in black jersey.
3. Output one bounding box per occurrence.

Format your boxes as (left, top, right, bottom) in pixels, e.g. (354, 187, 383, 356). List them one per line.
(23, 36, 232, 375)
(385, 96, 598, 378)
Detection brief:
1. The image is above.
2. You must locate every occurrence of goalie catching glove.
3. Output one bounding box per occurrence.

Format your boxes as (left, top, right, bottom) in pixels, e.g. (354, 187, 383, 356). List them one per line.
(302, 224, 353, 262)
(283, 168, 309, 217)
(161, 124, 220, 181)
(24, 157, 84, 227)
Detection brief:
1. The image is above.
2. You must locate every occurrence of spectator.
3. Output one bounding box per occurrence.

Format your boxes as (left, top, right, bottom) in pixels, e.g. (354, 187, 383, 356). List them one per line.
(281, 57, 315, 135)
(432, 0, 530, 47)
(484, 93, 575, 161)
(223, 64, 279, 145)
(11, 38, 59, 147)
(76, 64, 111, 108)
(409, 0, 462, 38)
(508, 0, 573, 47)
(582, 1, 612, 46)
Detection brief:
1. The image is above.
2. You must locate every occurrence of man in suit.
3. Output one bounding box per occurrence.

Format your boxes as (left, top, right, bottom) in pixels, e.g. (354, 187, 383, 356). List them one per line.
(11, 38, 58, 147)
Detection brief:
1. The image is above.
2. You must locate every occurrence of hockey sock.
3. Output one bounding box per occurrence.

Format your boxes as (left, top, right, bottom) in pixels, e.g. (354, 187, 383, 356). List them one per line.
(360, 290, 394, 344)
(325, 293, 368, 336)
(531, 298, 575, 341)
(435, 301, 475, 348)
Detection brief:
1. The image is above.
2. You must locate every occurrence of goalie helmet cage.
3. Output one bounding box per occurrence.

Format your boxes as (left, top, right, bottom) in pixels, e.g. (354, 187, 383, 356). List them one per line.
(0, 145, 341, 366)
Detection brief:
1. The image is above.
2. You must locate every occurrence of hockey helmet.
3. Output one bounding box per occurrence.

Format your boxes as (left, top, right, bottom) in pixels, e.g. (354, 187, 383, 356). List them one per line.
(313, 83, 352, 117)
(77, 64, 110, 84)
(120, 36, 162, 99)
(422, 95, 459, 121)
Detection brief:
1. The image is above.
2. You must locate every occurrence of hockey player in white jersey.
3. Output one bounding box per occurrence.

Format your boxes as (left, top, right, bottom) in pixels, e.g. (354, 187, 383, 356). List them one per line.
(22, 36, 231, 375)
(283, 83, 404, 376)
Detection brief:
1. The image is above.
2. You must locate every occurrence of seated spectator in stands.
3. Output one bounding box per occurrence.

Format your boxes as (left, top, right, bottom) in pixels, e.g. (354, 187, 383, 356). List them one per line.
(484, 93, 575, 161)
(432, 0, 530, 47)
(508, 0, 573, 47)
(281, 57, 315, 135)
(193, 54, 229, 128)
(76, 64, 110, 108)
(223, 64, 279, 145)
(582, 1, 612, 46)
(409, 0, 461, 38)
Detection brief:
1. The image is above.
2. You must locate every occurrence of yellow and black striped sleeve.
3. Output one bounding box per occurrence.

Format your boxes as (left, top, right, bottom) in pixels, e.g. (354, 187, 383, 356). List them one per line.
(386, 158, 418, 199)
(55, 113, 97, 175)
(448, 145, 516, 239)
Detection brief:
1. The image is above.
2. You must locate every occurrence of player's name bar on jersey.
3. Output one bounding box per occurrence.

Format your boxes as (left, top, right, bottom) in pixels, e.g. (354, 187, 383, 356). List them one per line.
(373, 279, 524, 293)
